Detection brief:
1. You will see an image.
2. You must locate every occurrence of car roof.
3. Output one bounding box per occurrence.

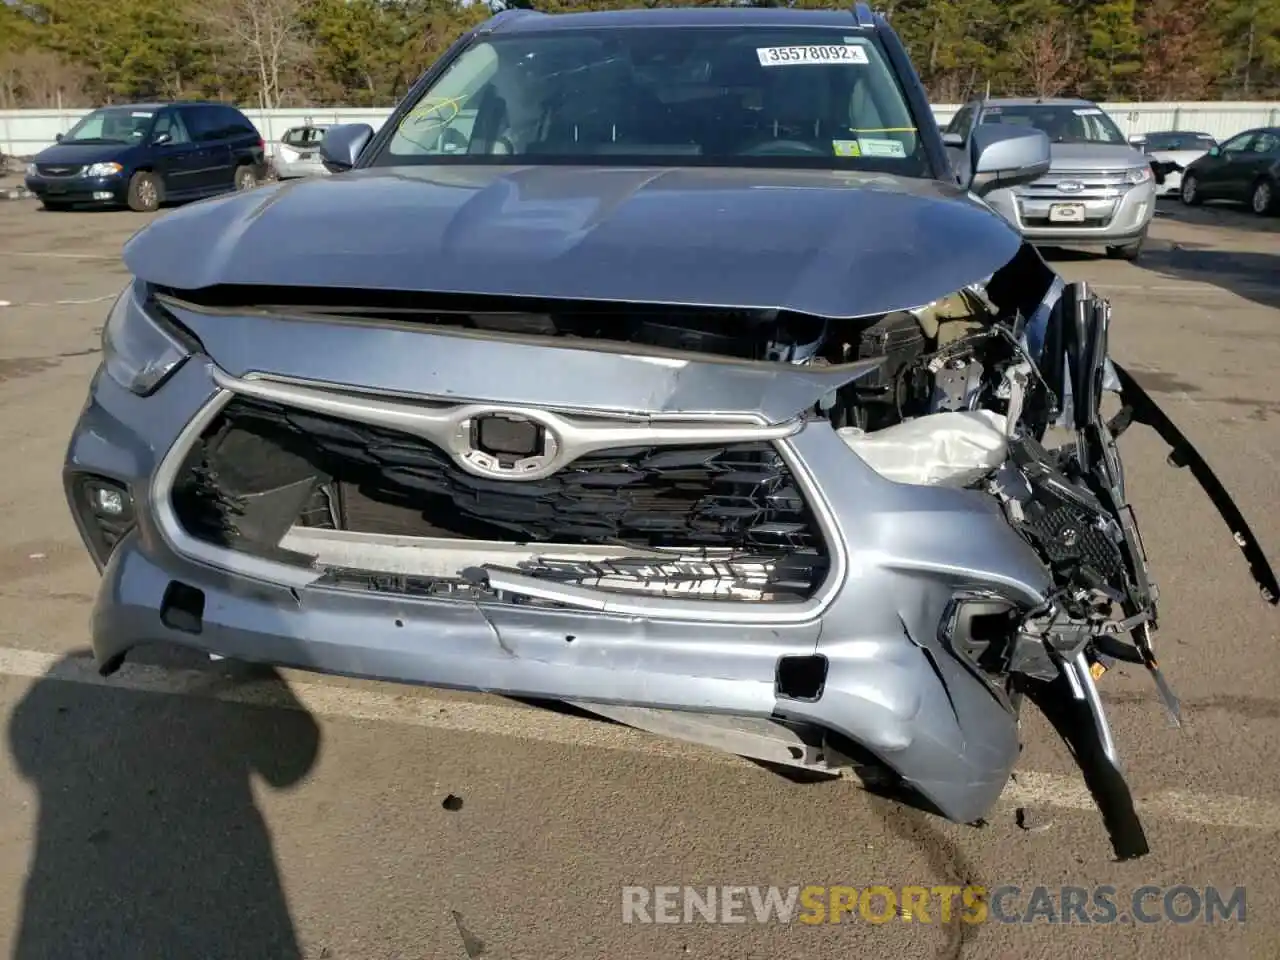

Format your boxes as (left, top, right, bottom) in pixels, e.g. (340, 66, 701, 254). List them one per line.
(979, 97, 1097, 108)
(489, 7, 869, 33)
(1145, 130, 1215, 137)
(93, 100, 241, 110)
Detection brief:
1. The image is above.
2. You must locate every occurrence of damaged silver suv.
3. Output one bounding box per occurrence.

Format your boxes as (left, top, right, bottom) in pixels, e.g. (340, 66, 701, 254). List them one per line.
(65, 4, 1276, 859)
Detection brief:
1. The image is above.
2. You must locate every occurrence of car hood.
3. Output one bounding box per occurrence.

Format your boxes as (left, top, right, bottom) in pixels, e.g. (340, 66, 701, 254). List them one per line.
(124, 165, 1023, 319)
(35, 141, 138, 165)
(1049, 143, 1148, 170)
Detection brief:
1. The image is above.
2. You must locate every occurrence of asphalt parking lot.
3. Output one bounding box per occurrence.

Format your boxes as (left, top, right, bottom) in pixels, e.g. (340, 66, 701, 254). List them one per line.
(0, 194, 1278, 960)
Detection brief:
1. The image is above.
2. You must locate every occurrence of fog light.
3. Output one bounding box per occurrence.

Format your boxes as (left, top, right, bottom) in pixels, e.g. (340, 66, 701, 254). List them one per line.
(93, 191, 114, 200)
(90, 484, 129, 518)
(72, 475, 135, 569)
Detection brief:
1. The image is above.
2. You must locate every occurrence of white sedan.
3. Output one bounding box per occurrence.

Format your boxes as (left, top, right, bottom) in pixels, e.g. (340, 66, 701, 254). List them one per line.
(1139, 131, 1217, 196)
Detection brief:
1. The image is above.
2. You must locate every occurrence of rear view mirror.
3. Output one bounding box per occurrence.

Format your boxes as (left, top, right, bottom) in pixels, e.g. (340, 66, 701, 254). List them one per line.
(967, 125, 1051, 198)
(54, 132, 64, 143)
(319, 123, 374, 173)
(152, 132, 172, 147)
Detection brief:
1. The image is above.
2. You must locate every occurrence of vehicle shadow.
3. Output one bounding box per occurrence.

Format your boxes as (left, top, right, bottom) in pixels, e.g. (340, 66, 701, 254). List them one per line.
(1139, 240, 1280, 310)
(1040, 237, 1280, 310)
(7, 649, 321, 959)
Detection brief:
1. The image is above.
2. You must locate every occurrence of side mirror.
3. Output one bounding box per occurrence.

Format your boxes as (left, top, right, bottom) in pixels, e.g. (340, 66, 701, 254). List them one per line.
(1128, 134, 1147, 146)
(1207, 145, 1221, 158)
(152, 132, 172, 147)
(941, 131, 965, 148)
(320, 123, 374, 173)
(54, 132, 64, 143)
(967, 124, 1051, 198)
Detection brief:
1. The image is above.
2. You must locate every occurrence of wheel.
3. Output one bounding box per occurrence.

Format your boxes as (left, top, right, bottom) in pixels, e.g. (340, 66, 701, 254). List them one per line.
(39, 199, 69, 211)
(126, 171, 162, 212)
(1180, 173, 1201, 206)
(1106, 234, 1145, 261)
(233, 165, 257, 192)
(1250, 178, 1277, 216)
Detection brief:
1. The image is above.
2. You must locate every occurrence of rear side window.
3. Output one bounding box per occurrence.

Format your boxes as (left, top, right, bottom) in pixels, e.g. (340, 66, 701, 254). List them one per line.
(219, 106, 259, 139)
(282, 126, 327, 148)
(186, 106, 223, 142)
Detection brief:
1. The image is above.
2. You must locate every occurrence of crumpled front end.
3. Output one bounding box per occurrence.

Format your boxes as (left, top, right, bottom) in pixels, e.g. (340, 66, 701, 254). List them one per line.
(66, 241, 1277, 857)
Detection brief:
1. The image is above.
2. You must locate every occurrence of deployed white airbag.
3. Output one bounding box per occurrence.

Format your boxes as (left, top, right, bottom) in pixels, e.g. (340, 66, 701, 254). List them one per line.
(837, 410, 1009, 486)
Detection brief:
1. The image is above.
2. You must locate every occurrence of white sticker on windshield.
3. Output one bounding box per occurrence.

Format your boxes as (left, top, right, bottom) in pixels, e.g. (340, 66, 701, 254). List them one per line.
(1073, 108, 1103, 116)
(857, 137, 907, 158)
(131, 111, 153, 118)
(756, 44, 869, 67)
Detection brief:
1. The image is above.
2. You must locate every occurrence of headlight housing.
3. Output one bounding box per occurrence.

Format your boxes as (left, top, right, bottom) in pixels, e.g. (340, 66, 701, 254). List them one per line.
(101, 283, 192, 396)
(84, 162, 123, 177)
(26, 162, 37, 177)
(1124, 165, 1153, 185)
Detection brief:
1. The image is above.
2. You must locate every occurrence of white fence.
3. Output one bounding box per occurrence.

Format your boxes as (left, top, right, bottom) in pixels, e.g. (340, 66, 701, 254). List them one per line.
(3, 102, 1279, 159)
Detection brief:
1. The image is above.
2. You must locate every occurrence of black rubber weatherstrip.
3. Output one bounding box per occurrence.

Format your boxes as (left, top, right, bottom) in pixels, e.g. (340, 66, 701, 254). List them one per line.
(1111, 361, 1279, 606)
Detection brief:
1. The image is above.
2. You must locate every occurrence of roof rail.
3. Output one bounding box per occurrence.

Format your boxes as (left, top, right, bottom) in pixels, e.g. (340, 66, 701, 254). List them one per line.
(852, 3, 875, 27)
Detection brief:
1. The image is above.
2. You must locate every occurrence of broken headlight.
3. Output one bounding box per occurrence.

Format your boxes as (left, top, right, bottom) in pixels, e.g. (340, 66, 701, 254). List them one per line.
(101, 282, 191, 396)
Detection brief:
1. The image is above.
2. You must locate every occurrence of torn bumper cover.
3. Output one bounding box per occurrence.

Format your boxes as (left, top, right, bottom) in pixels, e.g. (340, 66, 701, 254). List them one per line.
(66, 265, 1277, 859)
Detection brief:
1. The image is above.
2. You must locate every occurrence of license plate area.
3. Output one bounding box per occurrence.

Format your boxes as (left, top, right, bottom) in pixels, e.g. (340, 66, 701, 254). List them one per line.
(1049, 202, 1087, 223)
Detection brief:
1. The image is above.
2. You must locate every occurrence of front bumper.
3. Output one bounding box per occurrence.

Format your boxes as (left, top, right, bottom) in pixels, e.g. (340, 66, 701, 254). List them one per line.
(25, 174, 129, 205)
(985, 176, 1157, 247)
(66, 354, 1060, 825)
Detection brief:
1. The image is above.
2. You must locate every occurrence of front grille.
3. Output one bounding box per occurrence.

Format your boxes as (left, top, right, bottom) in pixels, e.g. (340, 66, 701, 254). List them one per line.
(1019, 168, 1133, 200)
(172, 396, 828, 597)
(36, 164, 83, 178)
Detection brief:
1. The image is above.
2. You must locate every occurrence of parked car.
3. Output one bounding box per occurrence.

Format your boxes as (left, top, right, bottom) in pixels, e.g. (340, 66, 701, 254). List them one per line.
(943, 97, 1156, 260)
(1180, 127, 1280, 216)
(1134, 130, 1217, 197)
(65, 4, 1276, 862)
(24, 101, 268, 212)
(274, 124, 330, 180)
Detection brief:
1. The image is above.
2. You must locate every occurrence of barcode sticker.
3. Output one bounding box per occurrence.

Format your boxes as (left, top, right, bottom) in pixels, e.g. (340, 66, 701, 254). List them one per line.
(756, 45, 869, 67)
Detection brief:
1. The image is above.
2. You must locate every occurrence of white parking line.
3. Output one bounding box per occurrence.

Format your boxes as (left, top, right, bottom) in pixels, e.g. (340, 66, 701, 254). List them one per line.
(2, 644, 1279, 832)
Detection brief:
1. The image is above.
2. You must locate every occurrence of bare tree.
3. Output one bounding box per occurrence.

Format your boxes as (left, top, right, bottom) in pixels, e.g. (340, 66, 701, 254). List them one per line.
(0, 49, 89, 109)
(1010, 20, 1082, 98)
(200, 0, 310, 109)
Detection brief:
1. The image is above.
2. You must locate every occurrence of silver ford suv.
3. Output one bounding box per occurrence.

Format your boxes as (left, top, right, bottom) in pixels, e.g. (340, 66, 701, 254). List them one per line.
(944, 97, 1156, 261)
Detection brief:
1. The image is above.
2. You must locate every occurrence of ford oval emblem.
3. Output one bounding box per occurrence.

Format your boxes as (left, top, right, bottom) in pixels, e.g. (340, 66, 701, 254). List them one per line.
(1057, 180, 1086, 193)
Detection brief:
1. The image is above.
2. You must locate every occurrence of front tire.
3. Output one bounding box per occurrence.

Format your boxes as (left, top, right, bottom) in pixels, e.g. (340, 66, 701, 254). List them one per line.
(1106, 233, 1145, 262)
(126, 171, 162, 212)
(1180, 173, 1202, 206)
(1250, 178, 1277, 216)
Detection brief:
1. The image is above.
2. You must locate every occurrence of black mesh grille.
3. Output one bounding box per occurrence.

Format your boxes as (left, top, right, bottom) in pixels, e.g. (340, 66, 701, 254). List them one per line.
(177, 397, 827, 561)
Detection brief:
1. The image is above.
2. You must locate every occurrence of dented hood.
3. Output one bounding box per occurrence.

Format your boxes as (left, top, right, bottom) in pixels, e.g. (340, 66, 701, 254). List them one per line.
(124, 164, 1021, 319)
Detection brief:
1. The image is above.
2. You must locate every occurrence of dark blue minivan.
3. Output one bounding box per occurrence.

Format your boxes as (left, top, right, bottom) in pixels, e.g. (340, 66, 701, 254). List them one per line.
(24, 101, 268, 212)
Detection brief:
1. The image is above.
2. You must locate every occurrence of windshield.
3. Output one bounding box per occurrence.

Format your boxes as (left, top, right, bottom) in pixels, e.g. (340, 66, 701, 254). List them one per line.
(372, 26, 930, 176)
(979, 104, 1126, 145)
(62, 107, 156, 144)
(1143, 132, 1216, 152)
